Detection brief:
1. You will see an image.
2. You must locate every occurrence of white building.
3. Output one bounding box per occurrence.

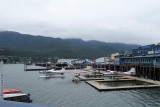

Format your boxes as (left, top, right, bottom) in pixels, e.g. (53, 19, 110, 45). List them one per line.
(73, 59, 93, 64)
(57, 58, 94, 64)
(95, 57, 110, 64)
(57, 59, 76, 64)
(85, 59, 94, 64)
(73, 60, 84, 64)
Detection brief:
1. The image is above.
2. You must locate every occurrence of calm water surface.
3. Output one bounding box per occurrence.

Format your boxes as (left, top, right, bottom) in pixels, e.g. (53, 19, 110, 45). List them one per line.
(100, 80, 154, 87)
(2, 64, 160, 107)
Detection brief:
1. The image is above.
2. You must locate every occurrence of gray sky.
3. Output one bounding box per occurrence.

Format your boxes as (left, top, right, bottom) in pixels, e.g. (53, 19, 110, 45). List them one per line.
(0, 0, 160, 45)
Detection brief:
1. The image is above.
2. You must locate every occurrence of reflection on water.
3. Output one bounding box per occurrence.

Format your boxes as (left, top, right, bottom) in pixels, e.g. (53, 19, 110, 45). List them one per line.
(2, 64, 160, 107)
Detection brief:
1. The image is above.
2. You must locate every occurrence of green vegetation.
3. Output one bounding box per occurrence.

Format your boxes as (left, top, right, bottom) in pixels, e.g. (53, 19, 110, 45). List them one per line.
(121, 50, 125, 54)
(0, 31, 139, 60)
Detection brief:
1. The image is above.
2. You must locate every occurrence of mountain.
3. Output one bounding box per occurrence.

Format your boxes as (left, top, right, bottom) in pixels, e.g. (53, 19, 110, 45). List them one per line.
(0, 31, 139, 58)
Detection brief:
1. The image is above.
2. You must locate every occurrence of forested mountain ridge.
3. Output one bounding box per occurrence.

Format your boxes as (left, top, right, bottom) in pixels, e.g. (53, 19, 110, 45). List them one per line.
(0, 31, 139, 58)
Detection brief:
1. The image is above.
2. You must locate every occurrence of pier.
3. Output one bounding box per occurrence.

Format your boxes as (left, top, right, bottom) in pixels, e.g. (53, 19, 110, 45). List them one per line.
(25, 68, 51, 71)
(24, 63, 80, 71)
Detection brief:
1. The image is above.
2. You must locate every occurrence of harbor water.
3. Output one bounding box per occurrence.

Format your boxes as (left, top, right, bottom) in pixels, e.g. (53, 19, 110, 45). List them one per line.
(1, 64, 160, 107)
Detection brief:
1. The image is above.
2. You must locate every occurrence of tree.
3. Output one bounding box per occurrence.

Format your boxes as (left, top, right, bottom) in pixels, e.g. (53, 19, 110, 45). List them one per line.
(121, 50, 125, 54)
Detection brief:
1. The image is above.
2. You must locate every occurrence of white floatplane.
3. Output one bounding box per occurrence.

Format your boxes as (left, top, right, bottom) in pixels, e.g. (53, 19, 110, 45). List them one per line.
(39, 68, 66, 77)
(55, 69, 99, 81)
(65, 62, 99, 81)
(102, 67, 136, 77)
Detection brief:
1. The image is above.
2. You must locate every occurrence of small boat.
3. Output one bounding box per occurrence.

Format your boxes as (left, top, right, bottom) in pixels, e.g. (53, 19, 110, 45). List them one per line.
(3, 89, 32, 103)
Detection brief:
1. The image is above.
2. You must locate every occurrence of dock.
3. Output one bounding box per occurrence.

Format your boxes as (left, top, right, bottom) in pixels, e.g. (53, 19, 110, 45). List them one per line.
(86, 76, 160, 91)
(25, 68, 51, 71)
(78, 74, 104, 81)
(25, 67, 80, 71)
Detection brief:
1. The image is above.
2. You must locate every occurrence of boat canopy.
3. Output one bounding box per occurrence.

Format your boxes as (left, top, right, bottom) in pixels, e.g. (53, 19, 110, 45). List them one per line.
(4, 89, 23, 94)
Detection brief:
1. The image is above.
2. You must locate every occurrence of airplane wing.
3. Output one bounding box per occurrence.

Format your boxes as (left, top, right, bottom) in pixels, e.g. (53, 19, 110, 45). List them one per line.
(77, 70, 99, 73)
(53, 70, 99, 74)
(53, 71, 75, 73)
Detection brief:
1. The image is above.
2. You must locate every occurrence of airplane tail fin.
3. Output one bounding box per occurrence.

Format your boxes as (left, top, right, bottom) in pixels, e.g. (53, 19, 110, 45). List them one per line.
(127, 67, 136, 75)
(60, 67, 65, 71)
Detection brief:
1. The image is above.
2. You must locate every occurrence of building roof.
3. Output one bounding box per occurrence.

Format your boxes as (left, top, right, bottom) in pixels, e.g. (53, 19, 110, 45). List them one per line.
(122, 55, 160, 59)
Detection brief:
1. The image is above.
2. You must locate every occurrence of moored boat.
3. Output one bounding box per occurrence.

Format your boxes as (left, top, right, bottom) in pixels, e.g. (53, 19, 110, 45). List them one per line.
(3, 89, 32, 103)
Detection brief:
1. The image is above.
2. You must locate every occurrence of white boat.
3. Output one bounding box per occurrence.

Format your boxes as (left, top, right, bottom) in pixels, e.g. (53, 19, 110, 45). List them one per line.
(3, 89, 32, 103)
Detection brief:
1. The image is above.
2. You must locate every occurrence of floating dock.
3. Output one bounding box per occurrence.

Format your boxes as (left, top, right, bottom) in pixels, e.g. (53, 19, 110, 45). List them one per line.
(86, 76, 160, 91)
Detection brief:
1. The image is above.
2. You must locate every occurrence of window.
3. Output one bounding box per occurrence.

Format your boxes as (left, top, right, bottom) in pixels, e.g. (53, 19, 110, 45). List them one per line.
(21, 95, 28, 101)
(155, 58, 158, 63)
(149, 59, 151, 63)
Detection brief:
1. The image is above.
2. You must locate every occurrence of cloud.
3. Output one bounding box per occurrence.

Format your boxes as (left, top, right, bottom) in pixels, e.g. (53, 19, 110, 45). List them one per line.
(0, 0, 160, 45)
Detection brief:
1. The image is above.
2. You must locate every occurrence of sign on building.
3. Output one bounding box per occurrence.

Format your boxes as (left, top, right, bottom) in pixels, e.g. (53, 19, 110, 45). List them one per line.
(148, 51, 154, 54)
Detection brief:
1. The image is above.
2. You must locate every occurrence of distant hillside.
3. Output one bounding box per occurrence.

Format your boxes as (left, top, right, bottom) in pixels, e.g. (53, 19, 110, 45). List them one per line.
(0, 31, 139, 58)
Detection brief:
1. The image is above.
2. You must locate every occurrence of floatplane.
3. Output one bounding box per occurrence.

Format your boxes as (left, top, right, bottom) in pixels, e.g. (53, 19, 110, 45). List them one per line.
(39, 68, 66, 77)
(61, 69, 99, 81)
(39, 61, 99, 80)
(63, 62, 99, 81)
(102, 67, 136, 77)
(39, 67, 99, 80)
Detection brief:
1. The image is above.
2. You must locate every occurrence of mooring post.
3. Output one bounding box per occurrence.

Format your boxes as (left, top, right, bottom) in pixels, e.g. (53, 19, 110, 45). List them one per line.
(24, 62, 27, 71)
(24, 62, 25, 71)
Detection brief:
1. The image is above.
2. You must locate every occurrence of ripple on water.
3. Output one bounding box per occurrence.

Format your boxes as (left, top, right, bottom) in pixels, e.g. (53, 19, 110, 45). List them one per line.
(3, 64, 160, 107)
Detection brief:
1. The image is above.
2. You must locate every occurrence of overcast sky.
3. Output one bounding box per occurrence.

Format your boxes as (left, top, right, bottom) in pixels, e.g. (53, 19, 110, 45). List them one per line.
(0, 0, 160, 45)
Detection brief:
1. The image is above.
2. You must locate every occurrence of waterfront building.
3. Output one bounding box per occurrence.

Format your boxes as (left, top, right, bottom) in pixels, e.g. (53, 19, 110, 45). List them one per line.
(57, 59, 76, 64)
(114, 54, 125, 65)
(85, 59, 94, 64)
(111, 53, 119, 60)
(114, 43, 160, 66)
(57, 58, 93, 64)
(95, 57, 110, 64)
(132, 44, 160, 57)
